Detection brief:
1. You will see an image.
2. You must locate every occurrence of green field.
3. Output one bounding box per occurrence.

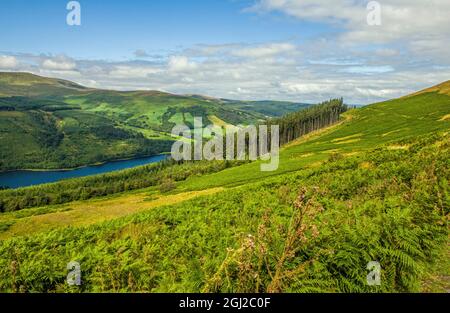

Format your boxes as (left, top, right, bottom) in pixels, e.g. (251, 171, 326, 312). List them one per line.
(0, 79, 448, 292)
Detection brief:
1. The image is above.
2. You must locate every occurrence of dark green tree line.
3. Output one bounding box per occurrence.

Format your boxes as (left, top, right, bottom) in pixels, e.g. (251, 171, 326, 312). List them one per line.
(269, 98, 347, 145)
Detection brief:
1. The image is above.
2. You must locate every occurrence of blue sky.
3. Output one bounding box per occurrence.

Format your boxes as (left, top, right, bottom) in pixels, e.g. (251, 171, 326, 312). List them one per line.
(0, 0, 331, 59)
(0, 0, 449, 104)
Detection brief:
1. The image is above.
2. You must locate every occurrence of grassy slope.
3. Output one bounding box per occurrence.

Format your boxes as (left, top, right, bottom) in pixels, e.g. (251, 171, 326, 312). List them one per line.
(0, 81, 449, 292)
(0, 187, 224, 239)
(175, 90, 450, 191)
(0, 72, 306, 171)
(2, 87, 448, 235)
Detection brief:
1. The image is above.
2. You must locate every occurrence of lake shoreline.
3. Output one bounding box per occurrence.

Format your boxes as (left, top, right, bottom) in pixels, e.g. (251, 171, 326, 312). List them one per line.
(0, 154, 169, 189)
(0, 153, 170, 174)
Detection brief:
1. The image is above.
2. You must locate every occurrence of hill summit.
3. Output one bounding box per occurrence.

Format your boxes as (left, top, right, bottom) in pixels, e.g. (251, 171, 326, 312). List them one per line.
(408, 80, 450, 97)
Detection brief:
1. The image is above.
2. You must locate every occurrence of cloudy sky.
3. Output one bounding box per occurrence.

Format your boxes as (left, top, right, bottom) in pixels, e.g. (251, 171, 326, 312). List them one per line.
(0, 0, 449, 104)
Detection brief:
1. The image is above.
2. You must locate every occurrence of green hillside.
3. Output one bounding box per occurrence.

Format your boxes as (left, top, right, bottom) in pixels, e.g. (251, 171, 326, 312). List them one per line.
(0, 80, 448, 292)
(174, 84, 450, 191)
(0, 72, 307, 171)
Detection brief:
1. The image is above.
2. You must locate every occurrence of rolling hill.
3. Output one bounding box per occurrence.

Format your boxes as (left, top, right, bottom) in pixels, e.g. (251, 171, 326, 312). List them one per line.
(0, 72, 311, 171)
(0, 80, 448, 292)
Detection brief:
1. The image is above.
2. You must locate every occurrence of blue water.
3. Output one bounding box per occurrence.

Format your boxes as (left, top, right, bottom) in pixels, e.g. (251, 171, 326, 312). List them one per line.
(0, 154, 167, 189)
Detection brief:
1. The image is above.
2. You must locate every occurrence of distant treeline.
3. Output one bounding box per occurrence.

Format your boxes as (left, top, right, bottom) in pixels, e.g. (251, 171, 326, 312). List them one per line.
(0, 96, 81, 111)
(268, 98, 348, 145)
(228, 98, 347, 157)
(169, 98, 348, 161)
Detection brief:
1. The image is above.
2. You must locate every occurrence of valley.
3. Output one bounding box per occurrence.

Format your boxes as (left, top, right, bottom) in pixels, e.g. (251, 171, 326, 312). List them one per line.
(0, 78, 448, 293)
(0, 72, 308, 172)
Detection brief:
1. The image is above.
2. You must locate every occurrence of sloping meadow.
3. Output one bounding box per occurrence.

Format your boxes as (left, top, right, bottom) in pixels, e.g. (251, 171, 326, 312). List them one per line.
(0, 131, 448, 292)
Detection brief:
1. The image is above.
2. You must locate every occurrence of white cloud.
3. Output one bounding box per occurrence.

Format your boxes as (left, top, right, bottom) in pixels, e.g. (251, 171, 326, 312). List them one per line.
(341, 65, 394, 74)
(0, 55, 18, 69)
(281, 82, 336, 94)
(375, 48, 399, 57)
(308, 58, 363, 66)
(109, 65, 161, 78)
(249, 0, 450, 55)
(41, 55, 76, 71)
(231, 43, 296, 58)
(355, 87, 404, 98)
(2, 29, 449, 105)
(168, 56, 197, 72)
